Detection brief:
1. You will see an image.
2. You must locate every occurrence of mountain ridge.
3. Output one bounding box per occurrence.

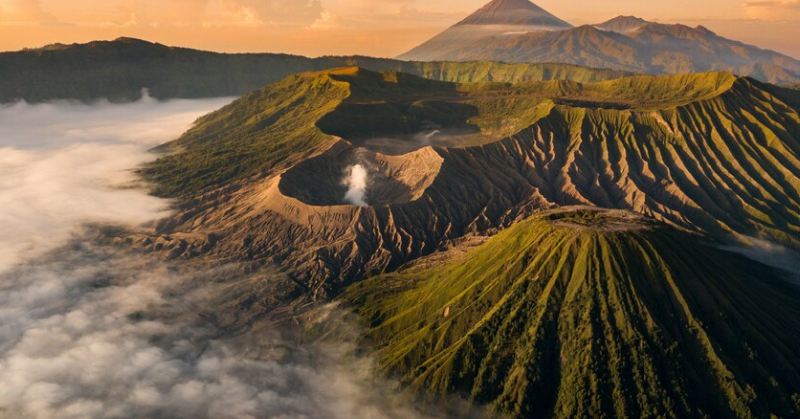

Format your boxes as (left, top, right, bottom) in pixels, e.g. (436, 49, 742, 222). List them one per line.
(0, 37, 629, 103)
(400, 1, 800, 85)
(595, 16, 649, 34)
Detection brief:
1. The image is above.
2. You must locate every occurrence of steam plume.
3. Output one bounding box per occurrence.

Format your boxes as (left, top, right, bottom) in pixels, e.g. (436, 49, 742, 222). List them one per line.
(343, 164, 368, 206)
(417, 129, 441, 144)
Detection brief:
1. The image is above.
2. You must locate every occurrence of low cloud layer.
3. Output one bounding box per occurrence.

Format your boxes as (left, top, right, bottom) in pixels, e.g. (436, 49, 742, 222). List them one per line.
(0, 98, 455, 418)
(0, 242, 443, 419)
(0, 96, 231, 271)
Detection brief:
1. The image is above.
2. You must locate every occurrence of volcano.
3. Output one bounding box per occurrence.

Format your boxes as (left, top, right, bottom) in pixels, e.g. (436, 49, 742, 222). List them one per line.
(140, 66, 800, 304)
(397, 0, 571, 62)
(456, 0, 571, 27)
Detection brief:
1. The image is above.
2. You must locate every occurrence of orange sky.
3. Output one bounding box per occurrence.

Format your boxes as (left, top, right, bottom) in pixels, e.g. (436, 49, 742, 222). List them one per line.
(1, 0, 799, 58)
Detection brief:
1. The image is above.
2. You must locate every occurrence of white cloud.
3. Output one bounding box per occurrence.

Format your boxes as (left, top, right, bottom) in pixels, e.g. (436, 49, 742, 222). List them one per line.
(309, 10, 342, 29)
(0, 0, 56, 24)
(0, 244, 448, 418)
(0, 96, 231, 272)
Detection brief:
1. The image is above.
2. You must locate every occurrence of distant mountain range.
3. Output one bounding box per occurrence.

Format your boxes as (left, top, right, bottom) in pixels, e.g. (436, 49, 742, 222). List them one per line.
(0, 37, 628, 103)
(400, 0, 800, 85)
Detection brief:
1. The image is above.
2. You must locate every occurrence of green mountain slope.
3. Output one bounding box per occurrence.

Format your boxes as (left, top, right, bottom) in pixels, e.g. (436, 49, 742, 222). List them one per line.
(0, 37, 627, 103)
(344, 208, 800, 418)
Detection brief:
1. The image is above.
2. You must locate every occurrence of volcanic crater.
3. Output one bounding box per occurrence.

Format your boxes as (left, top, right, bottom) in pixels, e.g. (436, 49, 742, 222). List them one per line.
(278, 141, 444, 207)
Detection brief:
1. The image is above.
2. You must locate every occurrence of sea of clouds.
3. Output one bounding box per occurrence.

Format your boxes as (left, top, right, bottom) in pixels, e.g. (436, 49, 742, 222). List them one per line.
(0, 98, 454, 419)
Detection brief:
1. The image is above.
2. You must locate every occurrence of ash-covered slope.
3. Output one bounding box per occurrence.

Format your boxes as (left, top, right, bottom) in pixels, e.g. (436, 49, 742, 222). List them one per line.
(344, 208, 800, 418)
(398, 0, 571, 62)
(401, 2, 800, 85)
(140, 68, 800, 308)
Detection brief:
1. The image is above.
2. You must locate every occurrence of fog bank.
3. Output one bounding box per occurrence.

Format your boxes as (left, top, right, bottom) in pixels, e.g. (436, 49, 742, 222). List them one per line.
(0, 97, 232, 272)
(0, 240, 445, 419)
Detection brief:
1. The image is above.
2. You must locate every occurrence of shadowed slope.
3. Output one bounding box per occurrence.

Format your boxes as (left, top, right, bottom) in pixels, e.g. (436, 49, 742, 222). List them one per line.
(344, 208, 800, 418)
(436, 75, 800, 248)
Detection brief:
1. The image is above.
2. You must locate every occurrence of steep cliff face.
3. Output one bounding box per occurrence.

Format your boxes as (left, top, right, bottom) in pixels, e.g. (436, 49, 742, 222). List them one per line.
(140, 68, 800, 305)
(344, 208, 800, 418)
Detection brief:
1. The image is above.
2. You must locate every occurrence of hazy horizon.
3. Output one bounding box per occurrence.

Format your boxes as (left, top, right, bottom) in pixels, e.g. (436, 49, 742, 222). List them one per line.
(1, 0, 800, 59)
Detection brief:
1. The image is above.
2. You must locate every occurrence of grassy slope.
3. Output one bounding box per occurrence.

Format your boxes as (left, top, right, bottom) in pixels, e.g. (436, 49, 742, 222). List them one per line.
(141, 69, 352, 197)
(344, 209, 800, 418)
(505, 76, 800, 247)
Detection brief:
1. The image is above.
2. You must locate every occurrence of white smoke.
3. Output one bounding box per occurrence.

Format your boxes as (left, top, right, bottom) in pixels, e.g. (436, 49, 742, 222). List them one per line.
(416, 129, 441, 145)
(343, 164, 368, 206)
(723, 237, 800, 284)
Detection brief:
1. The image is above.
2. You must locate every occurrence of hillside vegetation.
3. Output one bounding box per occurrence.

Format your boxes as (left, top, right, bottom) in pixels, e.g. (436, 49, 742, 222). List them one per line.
(345, 208, 800, 418)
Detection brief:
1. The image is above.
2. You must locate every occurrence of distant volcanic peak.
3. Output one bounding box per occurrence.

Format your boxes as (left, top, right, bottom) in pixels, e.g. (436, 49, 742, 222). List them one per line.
(595, 15, 650, 33)
(457, 0, 572, 28)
